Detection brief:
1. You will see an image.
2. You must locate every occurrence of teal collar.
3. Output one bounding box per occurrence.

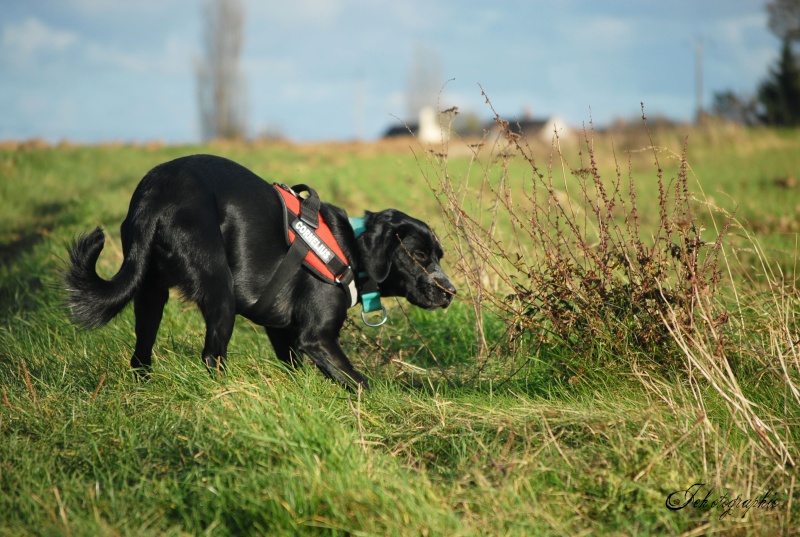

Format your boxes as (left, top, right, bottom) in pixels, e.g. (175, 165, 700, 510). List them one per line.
(349, 216, 367, 239)
(349, 216, 386, 326)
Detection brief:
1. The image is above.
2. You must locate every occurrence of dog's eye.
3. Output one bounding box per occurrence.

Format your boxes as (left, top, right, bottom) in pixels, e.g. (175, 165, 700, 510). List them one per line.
(412, 251, 428, 263)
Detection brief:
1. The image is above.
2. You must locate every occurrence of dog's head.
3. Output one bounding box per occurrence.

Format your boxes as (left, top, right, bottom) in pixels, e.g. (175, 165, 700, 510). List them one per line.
(358, 209, 456, 310)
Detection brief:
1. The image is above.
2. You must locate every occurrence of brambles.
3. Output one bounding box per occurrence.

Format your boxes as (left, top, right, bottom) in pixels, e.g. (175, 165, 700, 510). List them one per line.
(428, 101, 733, 368)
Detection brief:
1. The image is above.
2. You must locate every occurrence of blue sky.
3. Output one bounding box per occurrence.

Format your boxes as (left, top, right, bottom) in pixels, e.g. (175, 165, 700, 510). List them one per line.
(0, 0, 780, 143)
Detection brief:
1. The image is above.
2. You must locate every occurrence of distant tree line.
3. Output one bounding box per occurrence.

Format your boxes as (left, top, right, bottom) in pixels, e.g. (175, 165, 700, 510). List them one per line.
(713, 0, 800, 126)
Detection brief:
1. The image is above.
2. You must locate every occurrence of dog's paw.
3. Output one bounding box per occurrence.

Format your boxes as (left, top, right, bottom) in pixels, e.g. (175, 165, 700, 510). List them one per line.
(131, 367, 151, 382)
(203, 355, 227, 376)
(346, 371, 370, 392)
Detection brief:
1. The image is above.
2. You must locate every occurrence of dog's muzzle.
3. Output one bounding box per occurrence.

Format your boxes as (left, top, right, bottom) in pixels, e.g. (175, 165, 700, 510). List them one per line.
(421, 266, 456, 309)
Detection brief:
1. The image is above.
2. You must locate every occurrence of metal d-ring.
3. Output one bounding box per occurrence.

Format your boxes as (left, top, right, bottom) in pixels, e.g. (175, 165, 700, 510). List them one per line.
(361, 306, 388, 327)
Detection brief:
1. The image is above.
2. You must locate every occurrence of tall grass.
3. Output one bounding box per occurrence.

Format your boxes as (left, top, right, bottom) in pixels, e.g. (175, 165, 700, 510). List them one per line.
(410, 96, 800, 519)
(1, 134, 799, 534)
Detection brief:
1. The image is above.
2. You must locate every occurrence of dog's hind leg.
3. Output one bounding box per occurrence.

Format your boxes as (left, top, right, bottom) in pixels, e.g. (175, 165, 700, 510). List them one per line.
(196, 269, 236, 374)
(165, 210, 236, 375)
(131, 278, 169, 377)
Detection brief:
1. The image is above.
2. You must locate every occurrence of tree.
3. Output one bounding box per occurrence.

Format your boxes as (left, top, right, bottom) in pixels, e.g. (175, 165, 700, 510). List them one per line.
(406, 44, 443, 122)
(757, 38, 800, 126)
(711, 90, 760, 125)
(196, 0, 248, 140)
(715, 1, 800, 126)
(767, 0, 800, 44)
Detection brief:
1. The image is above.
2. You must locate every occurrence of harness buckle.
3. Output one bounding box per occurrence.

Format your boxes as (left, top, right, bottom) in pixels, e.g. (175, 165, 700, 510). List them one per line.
(279, 183, 296, 196)
(335, 267, 358, 308)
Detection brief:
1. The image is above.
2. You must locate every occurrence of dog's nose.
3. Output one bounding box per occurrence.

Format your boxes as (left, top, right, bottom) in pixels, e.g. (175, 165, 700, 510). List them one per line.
(438, 278, 456, 306)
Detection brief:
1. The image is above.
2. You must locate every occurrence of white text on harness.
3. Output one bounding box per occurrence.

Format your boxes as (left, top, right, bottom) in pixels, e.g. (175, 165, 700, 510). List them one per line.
(291, 219, 335, 264)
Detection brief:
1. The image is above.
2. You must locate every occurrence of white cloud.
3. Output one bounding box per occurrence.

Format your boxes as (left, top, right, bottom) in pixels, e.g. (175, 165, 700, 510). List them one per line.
(1, 17, 78, 68)
(385, 90, 405, 114)
(715, 13, 768, 44)
(64, 0, 195, 19)
(160, 35, 196, 75)
(83, 42, 151, 74)
(0, 15, 190, 77)
(712, 13, 777, 87)
(247, 0, 345, 28)
(377, 1, 448, 33)
(570, 15, 637, 50)
(243, 56, 297, 78)
(81, 35, 195, 76)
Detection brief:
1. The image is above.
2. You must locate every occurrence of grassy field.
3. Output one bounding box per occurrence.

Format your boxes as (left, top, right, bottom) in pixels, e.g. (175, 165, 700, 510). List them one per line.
(1, 125, 800, 535)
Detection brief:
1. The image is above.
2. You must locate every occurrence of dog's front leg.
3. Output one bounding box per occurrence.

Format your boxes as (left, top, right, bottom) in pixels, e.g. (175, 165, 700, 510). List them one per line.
(298, 337, 369, 391)
(265, 327, 304, 368)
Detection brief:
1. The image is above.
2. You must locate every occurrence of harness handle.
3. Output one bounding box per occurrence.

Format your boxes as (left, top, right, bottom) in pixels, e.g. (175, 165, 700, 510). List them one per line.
(290, 183, 320, 228)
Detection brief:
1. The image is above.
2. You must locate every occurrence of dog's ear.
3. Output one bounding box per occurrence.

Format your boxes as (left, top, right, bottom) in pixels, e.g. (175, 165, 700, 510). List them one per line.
(358, 210, 404, 283)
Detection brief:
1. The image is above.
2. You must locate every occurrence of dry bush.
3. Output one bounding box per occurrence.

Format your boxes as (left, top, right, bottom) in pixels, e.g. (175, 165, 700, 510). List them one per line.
(425, 100, 733, 367)
(416, 95, 798, 469)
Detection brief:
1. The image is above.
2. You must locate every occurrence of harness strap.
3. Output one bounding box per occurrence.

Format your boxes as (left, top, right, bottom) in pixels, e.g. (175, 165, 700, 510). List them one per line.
(247, 236, 309, 318)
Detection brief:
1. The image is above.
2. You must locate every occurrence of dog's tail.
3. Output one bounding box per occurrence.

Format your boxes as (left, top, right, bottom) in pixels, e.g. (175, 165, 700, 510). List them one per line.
(65, 226, 152, 328)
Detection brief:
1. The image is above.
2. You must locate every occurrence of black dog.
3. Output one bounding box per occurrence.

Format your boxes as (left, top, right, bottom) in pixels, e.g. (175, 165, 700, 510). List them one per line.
(65, 154, 455, 389)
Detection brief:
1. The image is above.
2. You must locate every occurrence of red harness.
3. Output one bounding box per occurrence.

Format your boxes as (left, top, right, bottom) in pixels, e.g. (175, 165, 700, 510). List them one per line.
(244, 184, 357, 318)
(274, 184, 350, 283)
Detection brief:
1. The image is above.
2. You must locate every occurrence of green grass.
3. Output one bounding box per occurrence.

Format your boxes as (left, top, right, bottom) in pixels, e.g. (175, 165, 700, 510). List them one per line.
(1, 133, 799, 535)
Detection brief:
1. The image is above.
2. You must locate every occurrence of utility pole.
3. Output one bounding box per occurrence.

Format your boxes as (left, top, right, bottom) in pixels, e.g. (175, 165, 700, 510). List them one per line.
(694, 38, 704, 124)
(354, 72, 365, 141)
